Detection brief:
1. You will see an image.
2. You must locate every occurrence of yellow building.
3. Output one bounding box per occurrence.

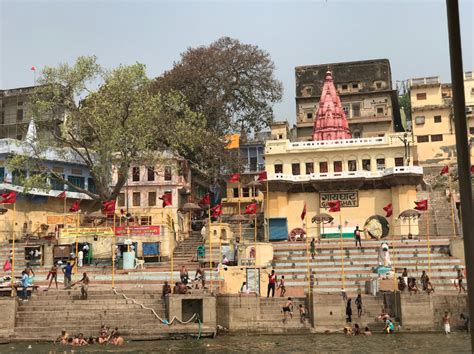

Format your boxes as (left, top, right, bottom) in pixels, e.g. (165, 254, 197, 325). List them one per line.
(409, 71, 474, 166)
(265, 71, 423, 240)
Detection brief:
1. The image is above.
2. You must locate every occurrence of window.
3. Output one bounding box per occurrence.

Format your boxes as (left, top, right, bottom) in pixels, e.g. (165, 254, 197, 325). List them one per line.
(12, 170, 25, 185)
(362, 159, 371, 171)
(164, 166, 172, 181)
(292, 163, 300, 175)
(233, 188, 239, 198)
(353, 130, 361, 139)
(67, 176, 85, 192)
(319, 161, 328, 173)
(376, 107, 384, 115)
(18, 101, 23, 106)
(140, 216, 152, 226)
(434, 115, 442, 123)
(305, 162, 314, 175)
(16, 134, 22, 140)
(87, 178, 96, 194)
(306, 113, 313, 119)
(148, 192, 156, 206)
(52, 166, 64, 173)
(376, 158, 385, 170)
(274, 164, 283, 174)
(343, 105, 350, 117)
(242, 187, 250, 198)
(469, 127, 474, 134)
(118, 193, 125, 207)
(50, 175, 64, 191)
(0, 167, 4, 182)
(278, 134, 283, 139)
(333, 161, 342, 173)
(352, 103, 360, 117)
(376, 82, 382, 89)
(416, 93, 427, 100)
(352, 83, 358, 89)
(348, 160, 357, 172)
(417, 135, 429, 143)
(395, 157, 404, 167)
(431, 134, 443, 142)
(415, 116, 425, 125)
(132, 167, 140, 181)
(147, 167, 155, 181)
(71, 168, 82, 175)
(16, 109, 23, 121)
(132, 192, 141, 206)
(164, 191, 172, 206)
(342, 84, 348, 90)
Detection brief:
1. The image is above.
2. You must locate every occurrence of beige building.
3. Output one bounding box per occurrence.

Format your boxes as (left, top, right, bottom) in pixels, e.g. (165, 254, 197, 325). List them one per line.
(295, 59, 403, 141)
(409, 71, 474, 166)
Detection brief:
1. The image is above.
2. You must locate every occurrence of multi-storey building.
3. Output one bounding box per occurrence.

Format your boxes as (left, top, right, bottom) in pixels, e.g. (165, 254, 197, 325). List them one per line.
(409, 71, 474, 166)
(295, 59, 403, 141)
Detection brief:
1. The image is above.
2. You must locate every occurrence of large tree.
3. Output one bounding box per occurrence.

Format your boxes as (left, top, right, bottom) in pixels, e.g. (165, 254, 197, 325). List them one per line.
(152, 37, 283, 136)
(10, 56, 207, 201)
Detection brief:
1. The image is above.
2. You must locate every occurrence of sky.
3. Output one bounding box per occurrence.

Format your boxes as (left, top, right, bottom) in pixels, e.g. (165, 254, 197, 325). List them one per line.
(1, 0, 473, 125)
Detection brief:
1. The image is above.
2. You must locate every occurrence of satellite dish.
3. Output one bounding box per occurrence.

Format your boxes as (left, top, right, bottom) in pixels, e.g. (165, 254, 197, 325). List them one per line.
(364, 215, 390, 239)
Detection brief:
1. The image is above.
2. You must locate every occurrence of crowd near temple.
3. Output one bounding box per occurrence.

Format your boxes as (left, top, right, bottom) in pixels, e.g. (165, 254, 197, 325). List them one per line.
(0, 58, 472, 341)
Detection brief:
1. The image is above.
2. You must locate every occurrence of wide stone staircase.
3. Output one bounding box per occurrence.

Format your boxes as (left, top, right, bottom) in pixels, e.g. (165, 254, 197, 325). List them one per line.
(173, 231, 203, 264)
(12, 289, 208, 340)
(272, 237, 465, 296)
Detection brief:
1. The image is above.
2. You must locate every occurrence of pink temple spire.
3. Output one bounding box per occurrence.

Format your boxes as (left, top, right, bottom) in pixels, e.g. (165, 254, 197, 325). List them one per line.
(312, 71, 352, 141)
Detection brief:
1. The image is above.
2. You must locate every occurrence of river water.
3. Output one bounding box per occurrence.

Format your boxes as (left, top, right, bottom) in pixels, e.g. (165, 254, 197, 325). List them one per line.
(0, 333, 471, 353)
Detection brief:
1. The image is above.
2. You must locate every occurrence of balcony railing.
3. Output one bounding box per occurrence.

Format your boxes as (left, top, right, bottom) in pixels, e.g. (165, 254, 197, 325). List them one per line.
(410, 76, 440, 86)
(267, 166, 423, 182)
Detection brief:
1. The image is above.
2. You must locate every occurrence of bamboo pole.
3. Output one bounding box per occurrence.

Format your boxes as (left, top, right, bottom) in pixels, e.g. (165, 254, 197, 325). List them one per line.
(339, 212, 345, 291)
(10, 203, 16, 297)
(305, 209, 310, 296)
(169, 208, 174, 284)
(427, 210, 431, 278)
(448, 175, 457, 236)
(112, 212, 116, 289)
(265, 180, 269, 241)
(392, 214, 397, 292)
(253, 185, 257, 294)
(208, 205, 212, 292)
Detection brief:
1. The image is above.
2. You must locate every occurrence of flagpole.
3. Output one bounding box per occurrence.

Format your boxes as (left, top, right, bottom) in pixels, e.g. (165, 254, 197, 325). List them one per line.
(448, 174, 456, 236)
(392, 211, 397, 292)
(265, 180, 269, 241)
(11, 203, 16, 297)
(305, 206, 310, 297)
(339, 211, 345, 291)
(427, 208, 431, 278)
(112, 211, 116, 289)
(208, 205, 212, 293)
(169, 208, 173, 285)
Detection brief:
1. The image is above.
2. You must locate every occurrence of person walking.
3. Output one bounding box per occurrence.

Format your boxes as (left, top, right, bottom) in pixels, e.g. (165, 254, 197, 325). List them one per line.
(63, 261, 74, 289)
(20, 270, 29, 301)
(310, 238, 316, 260)
(457, 269, 466, 293)
(354, 226, 362, 248)
(402, 268, 408, 289)
(267, 270, 277, 298)
(346, 298, 352, 323)
(355, 294, 363, 318)
(420, 270, 429, 290)
(47, 263, 59, 290)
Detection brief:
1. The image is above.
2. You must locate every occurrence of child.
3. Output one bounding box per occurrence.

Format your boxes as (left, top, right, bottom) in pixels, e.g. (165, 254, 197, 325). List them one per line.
(282, 297, 293, 323)
(298, 304, 307, 323)
(278, 275, 286, 297)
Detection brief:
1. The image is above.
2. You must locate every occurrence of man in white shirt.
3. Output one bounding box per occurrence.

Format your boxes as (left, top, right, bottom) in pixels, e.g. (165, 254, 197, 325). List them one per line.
(77, 250, 84, 267)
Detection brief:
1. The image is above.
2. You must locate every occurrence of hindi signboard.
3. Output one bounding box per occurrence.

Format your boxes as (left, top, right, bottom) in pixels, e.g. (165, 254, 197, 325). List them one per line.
(320, 191, 359, 208)
(114, 225, 161, 237)
(60, 227, 114, 238)
(47, 214, 78, 225)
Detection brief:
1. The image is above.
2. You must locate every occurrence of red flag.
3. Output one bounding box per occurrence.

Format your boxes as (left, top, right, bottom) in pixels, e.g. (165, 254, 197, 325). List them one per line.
(199, 193, 210, 206)
(244, 202, 257, 215)
(440, 166, 449, 175)
(211, 204, 222, 218)
(328, 200, 341, 212)
(229, 173, 241, 183)
(257, 171, 268, 181)
(69, 200, 80, 212)
(383, 203, 393, 218)
(300, 202, 307, 221)
(101, 200, 116, 215)
(57, 191, 66, 199)
(30, 66, 36, 71)
(159, 193, 172, 208)
(414, 199, 428, 211)
(0, 192, 16, 204)
(471, 165, 474, 173)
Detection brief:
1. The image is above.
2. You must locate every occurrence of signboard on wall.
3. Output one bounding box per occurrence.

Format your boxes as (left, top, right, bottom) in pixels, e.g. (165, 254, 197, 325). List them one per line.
(320, 191, 359, 208)
(114, 225, 161, 237)
(47, 215, 79, 225)
(60, 227, 114, 238)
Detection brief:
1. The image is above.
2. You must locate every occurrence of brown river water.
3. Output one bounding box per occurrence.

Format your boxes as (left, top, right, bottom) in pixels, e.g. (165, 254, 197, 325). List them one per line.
(0, 333, 471, 353)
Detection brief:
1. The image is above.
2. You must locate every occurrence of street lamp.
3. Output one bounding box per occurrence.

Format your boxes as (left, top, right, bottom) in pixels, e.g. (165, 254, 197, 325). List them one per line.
(397, 133, 411, 166)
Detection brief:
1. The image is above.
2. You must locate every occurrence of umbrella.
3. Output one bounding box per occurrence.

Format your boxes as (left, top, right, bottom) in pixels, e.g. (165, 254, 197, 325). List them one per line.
(364, 215, 390, 239)
(311, 213, 334, 224)
(182, 203, 202, 211)
(228, 214, 249, 223)
(398, 209, 421, 220)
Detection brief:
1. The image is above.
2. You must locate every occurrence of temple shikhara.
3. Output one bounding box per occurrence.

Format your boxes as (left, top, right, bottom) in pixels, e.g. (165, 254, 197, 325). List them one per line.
(312, 71, 352, 141)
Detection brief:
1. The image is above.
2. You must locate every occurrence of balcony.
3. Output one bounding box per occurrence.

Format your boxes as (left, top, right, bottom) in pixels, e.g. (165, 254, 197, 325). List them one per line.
(409, 76, 440, 86)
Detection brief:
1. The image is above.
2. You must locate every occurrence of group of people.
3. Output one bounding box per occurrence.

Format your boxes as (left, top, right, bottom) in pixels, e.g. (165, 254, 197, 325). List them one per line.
(55, 325, 124, 346)
(397, 269, 434, 294)
(442, 311, 470, 334)
(280, 297, 308, 324)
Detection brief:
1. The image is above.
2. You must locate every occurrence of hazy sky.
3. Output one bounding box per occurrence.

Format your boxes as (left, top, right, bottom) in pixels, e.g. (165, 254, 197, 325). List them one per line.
(1, 0, 473, 125)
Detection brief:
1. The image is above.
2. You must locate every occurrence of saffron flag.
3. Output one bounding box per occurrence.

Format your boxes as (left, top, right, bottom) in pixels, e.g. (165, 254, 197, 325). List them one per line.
(199, 193, 210, 206)
(69, 200, 80, 212)
(159, 193, 172, 208)
(414, 199, 428, 211)
(300, 202, 307, 221)
(211, 204, 223, 218)
(229, 173, 240, 183)
(440, 166, 449, 175)
(0, 191, 16, 204)
(224, 134, 240, 149)
(257, 171, 268, 181)
(383, 203, 393, 218)
(328, 200, 341, 212)
(244, 202, 258, 215)
(57, 191, 66, 199)
(101, 200, 116, 215)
